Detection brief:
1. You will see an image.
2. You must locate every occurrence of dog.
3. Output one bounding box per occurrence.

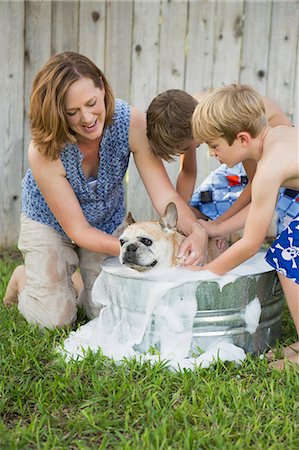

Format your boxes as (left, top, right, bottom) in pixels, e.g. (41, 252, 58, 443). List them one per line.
(119, 202, 221, 271)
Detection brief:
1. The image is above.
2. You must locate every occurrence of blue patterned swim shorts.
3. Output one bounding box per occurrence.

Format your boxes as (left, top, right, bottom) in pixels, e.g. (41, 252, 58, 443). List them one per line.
(265, 213, 299, 284)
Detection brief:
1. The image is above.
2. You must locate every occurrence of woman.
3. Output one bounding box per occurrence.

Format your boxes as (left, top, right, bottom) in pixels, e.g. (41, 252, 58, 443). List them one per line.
(3, 52, 206, 328)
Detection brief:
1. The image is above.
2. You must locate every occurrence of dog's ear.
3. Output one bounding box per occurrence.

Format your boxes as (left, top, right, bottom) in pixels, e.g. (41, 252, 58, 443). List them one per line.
(159, 202, 178, 233)
(125, 211, 135, 226)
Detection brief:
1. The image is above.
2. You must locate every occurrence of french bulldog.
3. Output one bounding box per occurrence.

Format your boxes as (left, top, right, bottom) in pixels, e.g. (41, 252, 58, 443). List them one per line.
(119, 202, 221, 271)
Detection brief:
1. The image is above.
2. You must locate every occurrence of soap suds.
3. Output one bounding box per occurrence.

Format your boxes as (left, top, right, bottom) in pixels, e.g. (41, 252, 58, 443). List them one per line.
(244, 297, 262, 333)
(60, 252, 270, 369)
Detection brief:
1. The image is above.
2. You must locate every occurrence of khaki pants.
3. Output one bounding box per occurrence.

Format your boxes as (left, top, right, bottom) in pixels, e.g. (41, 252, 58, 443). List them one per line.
(18, 214, 123, 328)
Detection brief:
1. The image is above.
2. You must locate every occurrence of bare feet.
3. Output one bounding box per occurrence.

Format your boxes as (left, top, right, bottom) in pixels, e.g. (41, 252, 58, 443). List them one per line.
(3, 265, 25, 308)
(269, 352, 299, 370)
(72, 271, 84, 296)
(266, 341, 299, 360)
(266, 341, 299, 370)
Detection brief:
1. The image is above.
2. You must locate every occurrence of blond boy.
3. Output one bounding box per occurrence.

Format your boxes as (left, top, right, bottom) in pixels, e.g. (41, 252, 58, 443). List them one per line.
(189, 84, 299, 369)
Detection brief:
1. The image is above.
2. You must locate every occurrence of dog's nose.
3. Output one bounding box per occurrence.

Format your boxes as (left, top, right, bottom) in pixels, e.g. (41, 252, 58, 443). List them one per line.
(124, 243, 138, 264)
(123, 244, 138, 264)
(127, 243, 138, 253)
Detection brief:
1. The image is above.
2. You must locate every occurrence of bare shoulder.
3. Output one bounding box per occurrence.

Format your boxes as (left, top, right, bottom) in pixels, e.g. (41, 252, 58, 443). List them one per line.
(129, 107, 148, 154)
(269, 125, 297, 145)
(28, 140, 65, 177)
(261, 96, 292, 127)
(261, 127, 298, 184)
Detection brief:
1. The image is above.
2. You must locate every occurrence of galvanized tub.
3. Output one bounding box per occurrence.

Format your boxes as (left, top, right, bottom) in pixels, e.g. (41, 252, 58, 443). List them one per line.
(99, 251, 284, 357)
(192, 269, 283, 354)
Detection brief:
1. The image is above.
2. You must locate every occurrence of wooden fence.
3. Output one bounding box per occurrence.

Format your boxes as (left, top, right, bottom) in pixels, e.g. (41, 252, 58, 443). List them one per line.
(0, 0, 298, 245)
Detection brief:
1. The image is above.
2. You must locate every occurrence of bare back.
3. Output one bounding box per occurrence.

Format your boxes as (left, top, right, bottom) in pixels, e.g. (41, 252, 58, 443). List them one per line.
(260, 126, 299, 191)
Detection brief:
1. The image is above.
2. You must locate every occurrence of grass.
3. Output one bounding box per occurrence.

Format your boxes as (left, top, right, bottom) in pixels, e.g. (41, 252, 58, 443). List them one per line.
(0, 247, 298, 450)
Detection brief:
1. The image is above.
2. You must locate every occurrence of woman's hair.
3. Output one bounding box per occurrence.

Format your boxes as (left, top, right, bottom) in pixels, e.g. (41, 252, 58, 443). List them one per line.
(29, 51, 115, 160)
(146, 89, 198, 162)
(192, 84, 267, 146)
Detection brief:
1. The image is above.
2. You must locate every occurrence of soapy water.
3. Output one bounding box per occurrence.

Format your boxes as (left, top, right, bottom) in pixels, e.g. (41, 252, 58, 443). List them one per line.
(60, 252, 272, 370)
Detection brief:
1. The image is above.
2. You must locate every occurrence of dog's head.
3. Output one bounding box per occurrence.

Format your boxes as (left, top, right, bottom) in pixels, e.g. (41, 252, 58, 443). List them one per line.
(119, 202, 184, 271)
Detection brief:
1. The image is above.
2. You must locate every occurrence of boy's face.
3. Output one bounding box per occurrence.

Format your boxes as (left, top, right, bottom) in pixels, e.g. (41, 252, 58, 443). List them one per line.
(209, 137, 243, 168)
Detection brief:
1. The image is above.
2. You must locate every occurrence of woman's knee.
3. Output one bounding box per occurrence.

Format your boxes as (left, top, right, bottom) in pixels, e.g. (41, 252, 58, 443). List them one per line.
(18, 285, 78, 329)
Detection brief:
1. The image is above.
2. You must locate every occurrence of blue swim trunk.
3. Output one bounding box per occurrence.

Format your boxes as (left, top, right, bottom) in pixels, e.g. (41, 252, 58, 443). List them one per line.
(265, 214, 299, 284)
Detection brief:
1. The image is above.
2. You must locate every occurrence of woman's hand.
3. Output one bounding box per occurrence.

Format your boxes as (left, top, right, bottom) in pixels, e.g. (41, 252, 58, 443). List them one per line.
(178, 222, 209, 265)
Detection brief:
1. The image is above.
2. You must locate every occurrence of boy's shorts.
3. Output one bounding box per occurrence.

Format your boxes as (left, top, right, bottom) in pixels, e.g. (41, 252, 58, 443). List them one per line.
(275, 188, 299, 234)
(265, 213, 299, 284)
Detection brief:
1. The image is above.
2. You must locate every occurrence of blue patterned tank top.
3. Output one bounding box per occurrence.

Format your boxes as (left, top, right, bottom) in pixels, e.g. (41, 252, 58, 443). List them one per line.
(21, 99, 131, 238)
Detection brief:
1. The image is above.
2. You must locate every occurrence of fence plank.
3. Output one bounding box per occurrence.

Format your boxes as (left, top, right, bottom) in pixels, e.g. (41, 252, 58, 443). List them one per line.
(52, 0, 79, 54)
(240, 0, 272, 94)
(185, 0, 216, 94)
(158, 0, 188, 92)
(105, 0, 133, 101)
(212, 0, 244, 87)
(78, 0, 106, 69)
(0, 1, 25, 245)
(267, 0, 299, 121)
(24, 0, 52, 174)
(127, 0, 161, 220)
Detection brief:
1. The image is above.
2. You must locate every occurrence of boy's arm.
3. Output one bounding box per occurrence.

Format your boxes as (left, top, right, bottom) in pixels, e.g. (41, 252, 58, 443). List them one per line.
(199, 204, 250, 238)
(176, 148, 197, 203)
(215, 159, 257, 223)
(192, 171, 280, 274)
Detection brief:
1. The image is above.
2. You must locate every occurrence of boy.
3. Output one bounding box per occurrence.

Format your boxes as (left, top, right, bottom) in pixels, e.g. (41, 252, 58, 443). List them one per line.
(189, 84, 299, 369)
(146, 89, 296, 236)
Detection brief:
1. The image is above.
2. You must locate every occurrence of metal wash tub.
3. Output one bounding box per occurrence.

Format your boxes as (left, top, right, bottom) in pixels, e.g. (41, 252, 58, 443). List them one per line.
(98, 251, 284, 356)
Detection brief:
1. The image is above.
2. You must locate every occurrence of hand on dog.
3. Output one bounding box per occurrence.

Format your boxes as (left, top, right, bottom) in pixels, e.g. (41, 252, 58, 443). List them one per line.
(178, 221, 209, 266)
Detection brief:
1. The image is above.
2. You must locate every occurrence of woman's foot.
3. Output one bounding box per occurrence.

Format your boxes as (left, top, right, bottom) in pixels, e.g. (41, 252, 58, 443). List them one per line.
(266, 341, 299, 360)
(266, 341, 299, 370)
(72, 271, 83, 296)
(269, 351, 299, 370)
(3, 265, 25, 308)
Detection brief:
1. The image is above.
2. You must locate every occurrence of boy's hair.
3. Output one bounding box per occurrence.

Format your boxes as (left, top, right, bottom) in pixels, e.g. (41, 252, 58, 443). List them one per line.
(192, 84, 267, 146)
(29, 51, 115, 160)
(146, 89, 198, 162)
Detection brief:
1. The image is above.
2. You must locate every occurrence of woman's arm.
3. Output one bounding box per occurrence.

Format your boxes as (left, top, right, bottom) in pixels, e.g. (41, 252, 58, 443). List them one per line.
(28, 142, 120, 255)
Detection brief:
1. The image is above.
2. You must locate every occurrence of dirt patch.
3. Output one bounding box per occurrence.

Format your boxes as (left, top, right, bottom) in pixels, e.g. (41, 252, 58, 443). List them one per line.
(0, 247, 23, 263)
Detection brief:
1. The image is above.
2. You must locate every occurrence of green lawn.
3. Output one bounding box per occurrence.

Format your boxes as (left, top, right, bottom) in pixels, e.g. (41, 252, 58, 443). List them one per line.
(0, 248, 298, 450)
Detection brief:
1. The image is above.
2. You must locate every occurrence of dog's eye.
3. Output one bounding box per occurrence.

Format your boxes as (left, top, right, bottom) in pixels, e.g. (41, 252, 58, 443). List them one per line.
(119, 239, 125, 246)
(140, 237, 152, 247)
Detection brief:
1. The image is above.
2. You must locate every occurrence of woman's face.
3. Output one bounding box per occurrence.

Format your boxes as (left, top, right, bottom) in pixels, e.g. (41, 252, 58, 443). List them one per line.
(65, 77, 106, 143)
